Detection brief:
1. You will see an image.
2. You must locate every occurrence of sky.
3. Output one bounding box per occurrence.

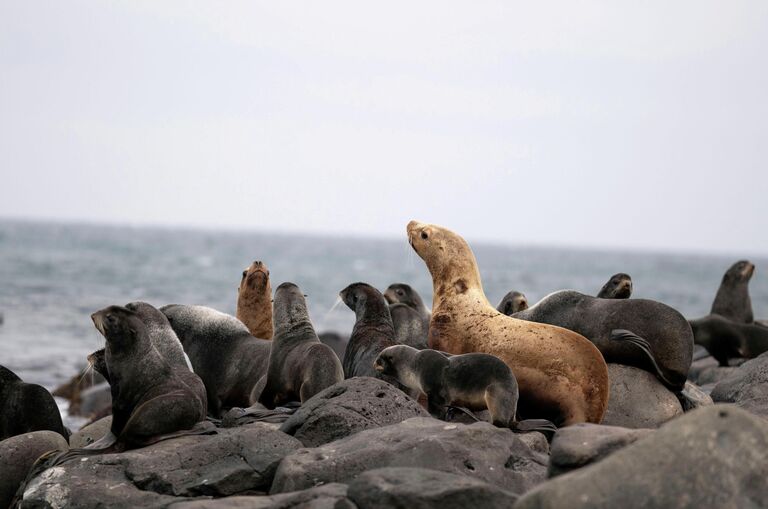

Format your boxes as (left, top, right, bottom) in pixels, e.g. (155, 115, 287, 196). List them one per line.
(1, 1, 767, 255)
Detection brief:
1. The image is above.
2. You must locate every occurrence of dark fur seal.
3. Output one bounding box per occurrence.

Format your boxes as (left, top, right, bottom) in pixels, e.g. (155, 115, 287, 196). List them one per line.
(236, 260, 273, 339)
(496, 291, 529, 315)
(124, 301, 191, 370)
(383, 283, 430, 349)
(512, 290, 693, 390)
(161, 304, 271, 418)
(689, 314, 768, 366)
(258, 283, 343, 409)
(91, 305, 208, 450)
(0, 365, 68, 441)
(711, 260, 755, 323)
(597, 273, 632, 299)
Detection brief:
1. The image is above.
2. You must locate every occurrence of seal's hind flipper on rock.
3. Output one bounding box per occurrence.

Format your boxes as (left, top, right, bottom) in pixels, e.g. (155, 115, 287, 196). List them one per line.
(511, 419, 558, 441)
(610, 329, 679, 389)
(445, 405, 480, 422)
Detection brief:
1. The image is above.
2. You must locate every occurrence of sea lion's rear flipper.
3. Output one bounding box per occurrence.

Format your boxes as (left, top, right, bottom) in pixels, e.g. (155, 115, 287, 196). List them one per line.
(610, 329, 678, 389)
(222, 403, 298, 427)
(444, 405, 480, 422)
(511, 419, 558, 441)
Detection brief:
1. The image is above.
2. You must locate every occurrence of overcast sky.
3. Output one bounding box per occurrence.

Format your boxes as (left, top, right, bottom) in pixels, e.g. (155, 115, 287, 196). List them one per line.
(1, 1, 766, 254)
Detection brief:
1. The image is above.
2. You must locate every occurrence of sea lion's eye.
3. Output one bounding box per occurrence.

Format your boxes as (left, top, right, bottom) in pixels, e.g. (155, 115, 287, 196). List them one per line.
(242, 270, 248, 278)
(397, 290, 404, 296)
(421, 232, 428, 240)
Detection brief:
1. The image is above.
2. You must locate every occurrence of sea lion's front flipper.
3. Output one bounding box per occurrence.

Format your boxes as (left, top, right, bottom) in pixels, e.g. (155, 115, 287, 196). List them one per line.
(610, 329, 679, 389)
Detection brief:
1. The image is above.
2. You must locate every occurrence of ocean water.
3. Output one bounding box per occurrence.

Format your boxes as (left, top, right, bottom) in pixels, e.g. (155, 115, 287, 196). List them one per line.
(1, 219, 768, 392)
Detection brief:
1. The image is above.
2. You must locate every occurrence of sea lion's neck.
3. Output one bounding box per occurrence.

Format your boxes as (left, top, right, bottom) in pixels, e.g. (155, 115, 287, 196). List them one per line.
(237, 284, 274, 339)
(274, 309, 315, 340)
(355, 298, 394, 331)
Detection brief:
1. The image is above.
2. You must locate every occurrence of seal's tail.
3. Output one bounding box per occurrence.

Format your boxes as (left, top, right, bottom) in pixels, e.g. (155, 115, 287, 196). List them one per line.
(610, 329, 680, 390)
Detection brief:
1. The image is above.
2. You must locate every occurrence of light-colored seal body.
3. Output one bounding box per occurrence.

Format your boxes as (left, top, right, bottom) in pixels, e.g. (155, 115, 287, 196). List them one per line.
(237, 260, 274, 339)
(407, 220, 609, 426)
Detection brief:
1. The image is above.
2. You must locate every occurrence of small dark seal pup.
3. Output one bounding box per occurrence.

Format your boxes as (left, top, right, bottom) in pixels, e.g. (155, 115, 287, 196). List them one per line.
(383, 283, 430, 349)
(91, 305, 208, 450)
(496, 291, 529, 315)
(689, 314, 768, 366)
(161, 304, 271, 418)
(258, 283, 343, 409)
(711, 260, 755, 323)
(374, 345, 518, 427)
(597, 273, 633, 299)
(237, 260, 274, 339)
(0, 365, 68, 441)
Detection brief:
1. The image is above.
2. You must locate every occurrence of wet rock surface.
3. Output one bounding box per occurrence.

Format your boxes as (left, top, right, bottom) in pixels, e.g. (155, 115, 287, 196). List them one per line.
(711, 351, 768, 419)
(0, 431, 69, 509)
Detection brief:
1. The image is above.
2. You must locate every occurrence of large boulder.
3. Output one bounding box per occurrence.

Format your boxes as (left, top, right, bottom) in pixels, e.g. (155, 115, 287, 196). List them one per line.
(20, 423, 302, 508)
(279, 377, 428, 447)
(547, 424, 653, 477)
(711, 352, 768, 419)
(347, 467, 520, 508)
(514, 405, 768, 509)
(272, 417, 548, 495)
(602, 364, 683, 428)
(69, 416, 112, 448)
(168, 484, 353, 509)
(1, 431, 69, 509)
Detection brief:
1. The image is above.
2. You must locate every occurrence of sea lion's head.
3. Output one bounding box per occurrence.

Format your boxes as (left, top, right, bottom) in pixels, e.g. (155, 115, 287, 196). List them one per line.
(87, 348, 109, 379)
(340, 282, 375, 311)
(723, 260, 755, 284)
(91, 305, 146, 355)
(239, 260, 271, 295)
(497, 291, 529, 315)
(407, 220, 483, 295)
(273, 282, 310, 331)
(373, 344, 418, 378)
(597, 273, 632, 299)
(384, 283, 424, 310)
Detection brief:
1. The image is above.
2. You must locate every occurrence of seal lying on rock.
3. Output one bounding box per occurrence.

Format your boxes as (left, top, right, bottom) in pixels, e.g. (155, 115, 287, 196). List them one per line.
(259, 283, 343, 409)
(383, 283, 430, 349)
(0, 365, 68, 441)
(161, 304, 271, 417)
(236, 260, 273, 339)
(407, 220, 609, 425)
(690, 314, 768, 366)
(597, 273, 632, 299)
(496, 291, 529, 315)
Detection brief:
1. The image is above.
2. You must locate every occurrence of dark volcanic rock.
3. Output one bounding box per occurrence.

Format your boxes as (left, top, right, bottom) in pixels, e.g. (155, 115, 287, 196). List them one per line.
(20, 423, 302, 508)
(547, 423, 653, 477)
(1, 431, 69, 509)
(677, 381, 714, 411)
(602, 364, 682, 428)
(514, 405, 768, 509)
(711, 352, 768, 418)
(169, 484, 353, 509)
(279, 377, 428, 447)
(347, 467, 519, 508)
(272, 417, 548, 495)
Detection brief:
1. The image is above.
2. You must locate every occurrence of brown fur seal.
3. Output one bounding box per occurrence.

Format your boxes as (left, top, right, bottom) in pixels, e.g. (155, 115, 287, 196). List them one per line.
(258, 283, 344, 409)
(384, 283, 431, 349)
(237, 260, 273, 339)
(496, 291, 529, 315)
(407, 220, 609, 426)
(0, 365, 68, 441)
(597, 273, 632, 299)
(91, 305, 208, 450)
(711, 260, 756, 323)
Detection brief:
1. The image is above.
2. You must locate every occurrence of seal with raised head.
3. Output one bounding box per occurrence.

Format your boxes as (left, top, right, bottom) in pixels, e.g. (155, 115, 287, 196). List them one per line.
(689, 314, 768, 366)
(124, 301, 192, 370)
(90, 305, 208, 450)
(496, 291, 529, 315)
(237, 260, 273, 339)
(384, 283, 430, 349)
(407, 220, 609, 426)
(161, 304, 271, 418)
(258, 282, 344, 409)
(711, 260, 755, 323)
(512, 291, 693, 390)
(0, 365, 68, 441)
(597, 273, 632, 299)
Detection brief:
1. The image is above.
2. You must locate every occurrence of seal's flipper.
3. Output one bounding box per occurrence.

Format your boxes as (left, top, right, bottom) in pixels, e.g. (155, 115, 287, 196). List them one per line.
(610, 329, 679, 389)
(511, 419, 558, 441)
(444, 405, 480, 422)
(222, 404, 297, 428)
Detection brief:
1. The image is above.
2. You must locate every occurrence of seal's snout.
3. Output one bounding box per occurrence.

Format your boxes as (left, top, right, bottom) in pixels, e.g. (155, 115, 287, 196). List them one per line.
(373, 357, 384, 372)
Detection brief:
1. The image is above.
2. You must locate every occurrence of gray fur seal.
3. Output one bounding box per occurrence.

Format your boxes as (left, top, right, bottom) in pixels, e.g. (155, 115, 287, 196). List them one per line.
(236, 260, 273, 339)
(0, 365, 68, 441)
(259, 283, 343, 409)
(161, 304, 271, 418)
(384, 283, 430, 349)
(597, 273, 632, 299)
(711, 260, 755, 323)
(496, 291, 529, 315)
(689, 314, 768, 366)
(512, 290, 693, 390)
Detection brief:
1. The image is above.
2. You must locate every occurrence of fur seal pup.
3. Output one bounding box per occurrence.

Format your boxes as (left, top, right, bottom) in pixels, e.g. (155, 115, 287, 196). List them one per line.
(384, 283, 430, 349)
(258, 282, 343, 409)
(161, 304, 271, 418)
(407, 220, 609, 426)
(513, 291, 693, 390)
(0, 365, 68, 441)
(496, 291, 529, 315)
(91, 305, 208, 450)
(236, 260, 273, 339)
(597, 273, 632, 299)
(689, 314, 768, 366)
(711, 260, 756, 323)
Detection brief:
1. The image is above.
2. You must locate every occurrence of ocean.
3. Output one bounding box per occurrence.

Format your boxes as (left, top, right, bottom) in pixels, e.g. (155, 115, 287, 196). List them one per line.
(2, 219, 767, 393)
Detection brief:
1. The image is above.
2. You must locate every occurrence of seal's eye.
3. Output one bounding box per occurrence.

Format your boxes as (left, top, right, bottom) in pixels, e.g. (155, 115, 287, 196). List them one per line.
(397, 290, 404, 296)
(242, 270, 248, 278)
(421, 231, 428, 240)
